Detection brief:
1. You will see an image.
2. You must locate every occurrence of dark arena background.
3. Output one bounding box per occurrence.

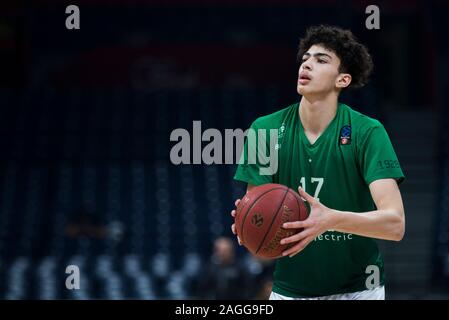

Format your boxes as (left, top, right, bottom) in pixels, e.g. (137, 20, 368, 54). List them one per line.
(0, 0, 449, 300)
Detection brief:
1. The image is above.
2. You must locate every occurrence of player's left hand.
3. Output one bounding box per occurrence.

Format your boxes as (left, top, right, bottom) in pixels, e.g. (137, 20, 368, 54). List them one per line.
(280, 186, 336, 258)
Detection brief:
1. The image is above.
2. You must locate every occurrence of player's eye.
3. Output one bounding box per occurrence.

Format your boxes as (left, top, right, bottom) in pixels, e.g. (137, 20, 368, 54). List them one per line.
(301, 57, 308, 63)
(317, 59, 327, 64)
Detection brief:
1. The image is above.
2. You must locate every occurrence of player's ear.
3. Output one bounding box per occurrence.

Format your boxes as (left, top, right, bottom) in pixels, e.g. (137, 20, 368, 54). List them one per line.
(336, 73, 352, 89)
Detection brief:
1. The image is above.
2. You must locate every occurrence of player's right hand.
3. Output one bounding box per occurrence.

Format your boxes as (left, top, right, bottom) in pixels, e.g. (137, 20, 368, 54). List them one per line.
(231, 199, 242, 246)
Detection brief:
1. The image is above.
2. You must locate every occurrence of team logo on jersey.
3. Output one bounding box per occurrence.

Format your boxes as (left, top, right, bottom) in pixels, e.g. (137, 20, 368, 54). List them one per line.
(339, 125, 352, 145)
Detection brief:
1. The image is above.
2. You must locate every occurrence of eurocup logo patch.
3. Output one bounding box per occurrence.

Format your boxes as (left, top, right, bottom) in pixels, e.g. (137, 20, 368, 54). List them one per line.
(339, 125, 352, 145)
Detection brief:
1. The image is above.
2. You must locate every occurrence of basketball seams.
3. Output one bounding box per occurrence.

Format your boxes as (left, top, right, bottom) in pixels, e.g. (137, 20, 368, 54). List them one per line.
(255, 188, 289, 255)
(239, 187, 287, 245)
(295, 192, 309, 220)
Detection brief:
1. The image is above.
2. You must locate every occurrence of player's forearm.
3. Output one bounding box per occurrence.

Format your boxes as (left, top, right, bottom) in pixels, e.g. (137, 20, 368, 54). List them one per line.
(330, 208, 405, 241)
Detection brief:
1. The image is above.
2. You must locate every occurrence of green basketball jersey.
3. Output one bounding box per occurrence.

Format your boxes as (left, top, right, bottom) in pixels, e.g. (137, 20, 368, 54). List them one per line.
(234, 102, 405, 297)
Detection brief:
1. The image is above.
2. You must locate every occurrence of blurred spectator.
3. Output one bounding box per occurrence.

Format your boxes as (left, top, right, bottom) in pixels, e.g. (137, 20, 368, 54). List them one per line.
(196, 237, 250, 299)
(253, 278, 273, 300)
(243, 254, 275, 299)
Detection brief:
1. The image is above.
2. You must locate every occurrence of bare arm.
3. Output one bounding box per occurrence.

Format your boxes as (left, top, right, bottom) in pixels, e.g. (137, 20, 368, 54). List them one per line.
(331, 178, 405, 241)
(281, 178, 405, 257)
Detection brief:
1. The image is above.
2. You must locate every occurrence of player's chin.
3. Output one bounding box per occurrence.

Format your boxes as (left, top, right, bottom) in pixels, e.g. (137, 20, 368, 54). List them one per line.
(297, 84, 310, 96)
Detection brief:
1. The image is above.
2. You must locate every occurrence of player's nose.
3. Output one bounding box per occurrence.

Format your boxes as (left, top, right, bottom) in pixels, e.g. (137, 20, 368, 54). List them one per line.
(301, 62, 312, 72)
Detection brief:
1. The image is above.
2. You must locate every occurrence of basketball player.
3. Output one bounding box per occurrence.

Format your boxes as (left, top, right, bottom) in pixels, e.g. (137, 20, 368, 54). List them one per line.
(231, 25, 405, 300)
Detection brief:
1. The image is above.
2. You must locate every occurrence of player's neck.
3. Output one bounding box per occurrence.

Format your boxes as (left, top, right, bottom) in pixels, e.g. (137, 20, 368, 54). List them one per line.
(299, 94, 339, 135)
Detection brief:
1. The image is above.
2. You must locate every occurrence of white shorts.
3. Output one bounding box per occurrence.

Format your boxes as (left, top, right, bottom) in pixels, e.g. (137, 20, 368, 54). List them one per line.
(269, 286, 385, 300)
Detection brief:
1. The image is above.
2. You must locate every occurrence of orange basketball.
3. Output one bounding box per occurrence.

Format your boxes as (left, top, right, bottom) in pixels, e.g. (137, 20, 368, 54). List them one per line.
(234, 183, 309, 259)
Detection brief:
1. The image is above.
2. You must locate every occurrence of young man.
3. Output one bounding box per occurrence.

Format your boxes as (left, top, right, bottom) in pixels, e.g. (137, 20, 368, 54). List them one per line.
(231, 25, 405, 300)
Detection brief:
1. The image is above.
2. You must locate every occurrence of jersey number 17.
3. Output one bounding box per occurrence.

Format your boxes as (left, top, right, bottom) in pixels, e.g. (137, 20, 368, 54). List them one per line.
(299, 177, 324, 201)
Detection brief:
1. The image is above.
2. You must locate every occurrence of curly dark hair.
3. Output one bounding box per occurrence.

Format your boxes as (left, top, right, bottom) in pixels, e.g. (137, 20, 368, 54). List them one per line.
(297, 25, 373, 89)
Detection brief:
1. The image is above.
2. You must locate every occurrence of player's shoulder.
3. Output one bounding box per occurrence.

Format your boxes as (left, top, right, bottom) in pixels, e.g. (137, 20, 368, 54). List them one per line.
(340, 103, 384, 133)
(251, 103, 298, 129)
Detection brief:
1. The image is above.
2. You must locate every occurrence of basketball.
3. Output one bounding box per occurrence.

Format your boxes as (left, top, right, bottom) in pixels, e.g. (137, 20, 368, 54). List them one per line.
(234, 183, 309, 259)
